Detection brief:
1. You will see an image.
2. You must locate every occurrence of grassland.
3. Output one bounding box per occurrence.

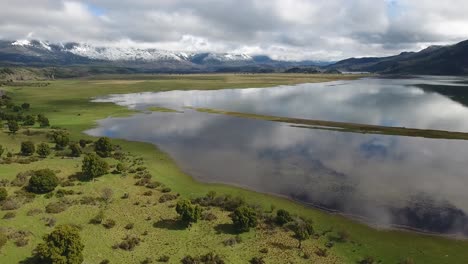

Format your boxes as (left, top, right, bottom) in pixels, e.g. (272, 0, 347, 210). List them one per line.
(0, 74, 467, 264)
(194, 108, 468, 140)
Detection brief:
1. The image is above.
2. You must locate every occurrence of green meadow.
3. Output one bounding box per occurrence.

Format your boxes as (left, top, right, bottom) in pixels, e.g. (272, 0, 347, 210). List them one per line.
(0, 74, 467, 264)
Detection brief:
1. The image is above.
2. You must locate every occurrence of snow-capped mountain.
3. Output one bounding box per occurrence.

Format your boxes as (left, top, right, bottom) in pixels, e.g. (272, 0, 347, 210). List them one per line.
(0, 39, 331, 73)
(8, 40, 254, 64)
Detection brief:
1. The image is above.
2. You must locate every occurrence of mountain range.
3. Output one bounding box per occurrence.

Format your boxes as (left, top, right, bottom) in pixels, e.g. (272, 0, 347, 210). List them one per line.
(1, 38, 467, 75)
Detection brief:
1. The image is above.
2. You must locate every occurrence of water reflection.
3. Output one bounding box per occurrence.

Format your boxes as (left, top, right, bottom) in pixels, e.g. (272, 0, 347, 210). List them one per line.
(94, 76, 468, 132)
(88, 77, 468, 235)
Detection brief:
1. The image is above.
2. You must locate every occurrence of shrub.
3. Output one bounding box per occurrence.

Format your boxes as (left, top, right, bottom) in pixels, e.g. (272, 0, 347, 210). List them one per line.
(249, 257, 265, 264)
(69, 143, 82, 157)
(223, 236, 242, 246)
(231, 206, 258, 232)
(45, 201, 69, 214)
(7, 120, 19, 133)
(101, 188, 114, 203)
(79, 139, 93, 148)
(159, 194, 177, 203)
(118, 235, 140, 251)
(289, 218, 314, 248)
(1, 198, 20, 210)
(27, 208, 43, 216)
(116, 163, 127, 173)
(21, 141, 35, 156)
(23, 115, 35, 126)
(100, 260, 110, 264)
(275, 209, 293, 226)
(124, 223, 134, 230)
(315, 248, 328, 257)
(15, 237, 29, 247)
(38, 115, 50, 127)
(36, 143, 51, 158)
(103, 219, 116, 229)
(201, 211, 217, 221)
(0, 144, 4, 157)
(161, 187, 171, 193)
(359, 256, 375, 264)
(94, 137, 113, 157)
(28, 169, 59, 194)
(400, 258, 415, 264)
(141, 257, 153, 264)
(35, 225, 84, 264)
(158, 255, 170, 262)
(89, 211, 105, 225)
(0, 187, 7, 201)
(21, 103, 30, 110)
(50, 131, 70, 150)
(176, 199, 202, 226)
(3, 212, 16, 219)
(11, 171, 33, 187)
(81, 153, 109, 180)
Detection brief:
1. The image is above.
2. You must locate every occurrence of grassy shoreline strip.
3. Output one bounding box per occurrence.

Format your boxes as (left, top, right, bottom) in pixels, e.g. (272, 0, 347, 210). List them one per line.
(194, 108, 468, 140)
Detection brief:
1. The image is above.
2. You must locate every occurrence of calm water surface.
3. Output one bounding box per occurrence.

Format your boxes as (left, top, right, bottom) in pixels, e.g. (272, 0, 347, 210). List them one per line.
(87, 76, 468, 235)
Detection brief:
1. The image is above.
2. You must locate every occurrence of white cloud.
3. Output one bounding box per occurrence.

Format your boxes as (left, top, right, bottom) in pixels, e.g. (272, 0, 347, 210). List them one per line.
(0, 0, 468, 60)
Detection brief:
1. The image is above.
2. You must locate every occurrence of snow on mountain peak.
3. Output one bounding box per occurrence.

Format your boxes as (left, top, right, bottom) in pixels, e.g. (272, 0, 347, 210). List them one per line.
(12, 40, 31, 47)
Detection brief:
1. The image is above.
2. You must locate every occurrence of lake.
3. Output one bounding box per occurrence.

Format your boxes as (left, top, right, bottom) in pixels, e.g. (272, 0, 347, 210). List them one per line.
(87, 76, 468, 236)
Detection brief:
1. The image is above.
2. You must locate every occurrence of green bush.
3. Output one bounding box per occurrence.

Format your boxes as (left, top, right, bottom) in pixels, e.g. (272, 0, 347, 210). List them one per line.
(288, 218, 314, 248)
(7, 120, 19, 133)
(0, 144, 4, 157)
(35, 225, 84, 264)
(0, 187, 7, 201)
(94, 137, 113, 157)
(28, 169, 59, 194)
(51, 131, 70, 150)
(0, 232, 7, 250)
(36, 143, 51, 158)
(176, 199, 202, 226)
(20, 141, 35, 156)
(231, 206, 258, 232)
(23, 115, 35, 126)
(69, 143, 82, 157)
(81, 153, 109, 180)
(275, 209, 293, 226)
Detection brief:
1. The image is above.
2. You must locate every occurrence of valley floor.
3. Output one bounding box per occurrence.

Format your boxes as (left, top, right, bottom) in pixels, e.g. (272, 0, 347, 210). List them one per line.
(0, 74, 467, 264)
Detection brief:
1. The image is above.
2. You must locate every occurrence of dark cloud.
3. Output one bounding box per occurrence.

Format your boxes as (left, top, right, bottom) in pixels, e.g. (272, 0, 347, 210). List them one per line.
(0, 0, 468, 60)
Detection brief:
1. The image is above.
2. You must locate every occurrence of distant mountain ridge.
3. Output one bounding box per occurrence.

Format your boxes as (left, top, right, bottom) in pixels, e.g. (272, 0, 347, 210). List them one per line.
(329, 39, 468, 75)
(0, 40, 331, 72)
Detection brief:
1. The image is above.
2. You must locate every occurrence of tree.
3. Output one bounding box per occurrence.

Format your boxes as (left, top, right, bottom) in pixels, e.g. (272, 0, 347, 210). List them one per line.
(35, 225, 84, 264)
(69, 143, 82, 157)
(176, 199, 202, 226)
(21, 141, 36, 156)
(231, 206, 258, 232)
(288, 218, 314, 248)
(94, 137, 113, 157)
(7, 120, 19, 134)
(37, 143, 51, 158)
(275, 209, 293, 226)
(23, 115, 35, 126)
(81, 153, 109, 180)
(0, 187, 7, 202)
(38, 114, 50, 127)
(28, 169, 59, 194)
(21, 103, 30, 110)
(51, 131, 70, 150)
(12, 105, 22, 112)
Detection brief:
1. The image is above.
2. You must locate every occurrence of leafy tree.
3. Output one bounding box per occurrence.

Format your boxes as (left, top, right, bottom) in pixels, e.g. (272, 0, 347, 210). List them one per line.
(231, 206, 258, 232)
(275, 209, 293, 226)
(0, 187, 7, 202)
(12, 105, 22, 112)
(0, 144, 4, 157)
(288, 218, 314, 248)
(176, 199, 202, 226)
(79, 139, 92, 148)
(94, 137, 113, 157)
(21, 103, 30, 110)
(7, 120, 19, 134)
(81, 153, 109, 181)
(69, 143, 82, 157)
(37, 143, 51, 158)
(23, 115, 35, 126)
(38, 114, 50, 127)
(51, 131, 70, 150)
(21, 141, 36, 156)
(35, 225, 84, 264)
(28, 169, 59, 194)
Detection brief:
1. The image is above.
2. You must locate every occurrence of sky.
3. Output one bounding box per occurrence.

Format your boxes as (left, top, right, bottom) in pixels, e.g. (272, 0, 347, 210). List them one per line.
(1, 0, 468, 61)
